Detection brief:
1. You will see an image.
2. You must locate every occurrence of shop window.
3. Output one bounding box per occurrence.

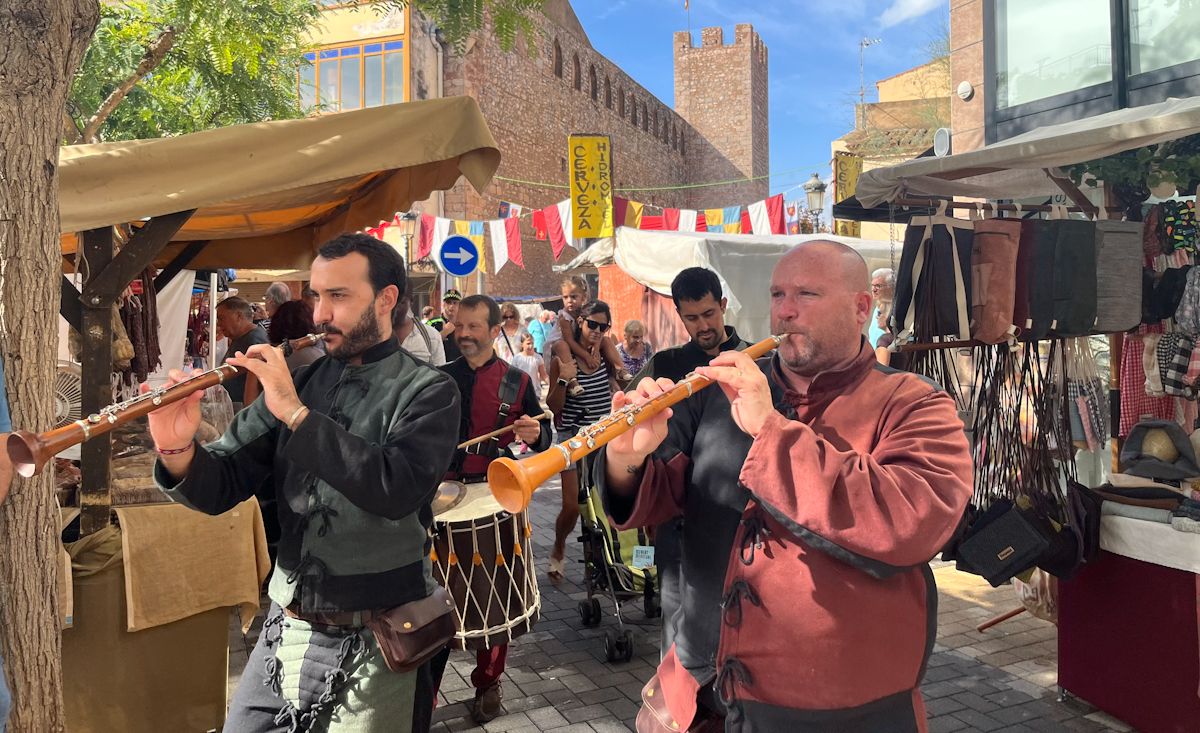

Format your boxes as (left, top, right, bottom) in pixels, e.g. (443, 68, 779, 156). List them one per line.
(1128, 0, 1200, 76)
(994, 0, 1112, 110)
(301, 40, 405, 113)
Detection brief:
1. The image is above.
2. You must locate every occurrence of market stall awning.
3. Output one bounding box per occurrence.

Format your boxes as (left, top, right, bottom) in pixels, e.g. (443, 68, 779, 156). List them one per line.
(58, 96, 500, 269)
(856, 96, 1200, 208)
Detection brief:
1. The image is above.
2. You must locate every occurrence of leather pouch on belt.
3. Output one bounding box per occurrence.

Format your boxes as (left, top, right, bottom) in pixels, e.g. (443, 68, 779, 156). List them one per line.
(366, 586, 456, 673)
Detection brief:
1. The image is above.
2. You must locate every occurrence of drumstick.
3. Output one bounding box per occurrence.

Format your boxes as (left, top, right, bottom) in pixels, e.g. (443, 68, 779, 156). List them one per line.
(457, 410, 553, 449)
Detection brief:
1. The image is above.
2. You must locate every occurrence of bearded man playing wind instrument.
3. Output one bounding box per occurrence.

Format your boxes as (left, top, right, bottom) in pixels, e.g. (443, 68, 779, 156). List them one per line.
(149, 233, 461, 733)
(597, 241, 973, 732)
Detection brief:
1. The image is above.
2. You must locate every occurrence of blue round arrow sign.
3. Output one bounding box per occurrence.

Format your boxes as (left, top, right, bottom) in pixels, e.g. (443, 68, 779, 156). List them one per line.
(437, 235, 480, 277)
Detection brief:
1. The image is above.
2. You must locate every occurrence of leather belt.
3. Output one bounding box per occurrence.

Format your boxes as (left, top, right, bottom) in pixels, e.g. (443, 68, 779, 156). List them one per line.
(283, 604, 378, 628)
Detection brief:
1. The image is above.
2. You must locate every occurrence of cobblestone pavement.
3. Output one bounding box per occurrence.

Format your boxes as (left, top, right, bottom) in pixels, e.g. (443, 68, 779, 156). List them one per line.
(229, 476, 1135, 732)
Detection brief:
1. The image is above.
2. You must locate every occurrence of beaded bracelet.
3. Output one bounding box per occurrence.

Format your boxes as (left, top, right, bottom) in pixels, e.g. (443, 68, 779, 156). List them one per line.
(157, 443, 194, 456)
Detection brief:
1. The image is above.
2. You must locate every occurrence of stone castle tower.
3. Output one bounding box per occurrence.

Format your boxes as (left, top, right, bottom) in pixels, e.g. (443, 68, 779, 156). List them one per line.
(674, 24, 770, 210)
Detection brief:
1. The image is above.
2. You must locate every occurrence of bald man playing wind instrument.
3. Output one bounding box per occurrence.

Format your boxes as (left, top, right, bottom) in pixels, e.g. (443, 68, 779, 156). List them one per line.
(595, 241, 973, 732)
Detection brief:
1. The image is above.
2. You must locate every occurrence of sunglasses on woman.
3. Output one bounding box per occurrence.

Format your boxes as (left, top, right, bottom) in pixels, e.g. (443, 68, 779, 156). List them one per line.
(584, 318, 611, 332)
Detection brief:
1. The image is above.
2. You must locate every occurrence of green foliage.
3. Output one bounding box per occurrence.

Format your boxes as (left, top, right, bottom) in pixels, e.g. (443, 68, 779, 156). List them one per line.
(69, 0, 321, 142)
(380, 0, 545, 53)
(1065, 134, 1200, 193)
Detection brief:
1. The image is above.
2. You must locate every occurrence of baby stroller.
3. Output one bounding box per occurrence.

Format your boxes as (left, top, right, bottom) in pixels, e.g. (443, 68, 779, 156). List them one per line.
(575, 455, 661, 663)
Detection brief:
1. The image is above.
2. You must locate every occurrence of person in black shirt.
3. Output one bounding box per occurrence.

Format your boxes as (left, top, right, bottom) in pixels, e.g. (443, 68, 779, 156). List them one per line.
(214, 296, 269, 407)
(630, 267, 748, 657)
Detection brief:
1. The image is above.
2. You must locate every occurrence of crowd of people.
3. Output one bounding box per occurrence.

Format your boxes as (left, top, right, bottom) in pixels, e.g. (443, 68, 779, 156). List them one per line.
(6, 230, 969, 733)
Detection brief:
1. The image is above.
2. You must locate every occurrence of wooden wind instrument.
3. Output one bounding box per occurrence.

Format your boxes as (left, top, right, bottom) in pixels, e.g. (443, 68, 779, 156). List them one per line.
(457, 410, 553, 450)
(486, 334, 782, 513)
(6, 333, 325, 478)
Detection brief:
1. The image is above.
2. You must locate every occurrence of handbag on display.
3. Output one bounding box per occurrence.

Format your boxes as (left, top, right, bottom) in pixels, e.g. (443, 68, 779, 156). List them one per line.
(1093, 219, 1143, 333)
(893, 201, 974, 343)
(1025, 218, 1058, 339)
(957, 499, 1050, 588)
(970, 218, 1021, 344)
(1051, 219, 1098, 337)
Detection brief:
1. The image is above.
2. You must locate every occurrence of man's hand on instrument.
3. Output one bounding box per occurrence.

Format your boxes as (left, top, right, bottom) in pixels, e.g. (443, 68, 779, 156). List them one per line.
(227, 344, 306, 428)
(144, 368, 204, 452)
(513, 415, 542, 445)
(605, 377, 674, 469)
(696, 352, 773, 438)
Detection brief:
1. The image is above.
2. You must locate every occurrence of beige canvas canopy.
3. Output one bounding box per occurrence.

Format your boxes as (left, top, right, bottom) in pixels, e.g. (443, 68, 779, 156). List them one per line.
(58, 96, 500, 269)
(856, 96, 1200, 208)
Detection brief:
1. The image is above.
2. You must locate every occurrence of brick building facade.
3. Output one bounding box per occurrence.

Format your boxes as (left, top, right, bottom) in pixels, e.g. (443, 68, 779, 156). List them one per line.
(416, 1, 769, 298)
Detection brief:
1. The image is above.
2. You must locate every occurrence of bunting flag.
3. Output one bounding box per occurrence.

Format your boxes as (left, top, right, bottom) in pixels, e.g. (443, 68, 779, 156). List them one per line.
(488, 219, 510, 273)
(747, 199, 770, 235)
(678, 209, 698, 233)
(613, 196, 628, 228)
(663, 208, 681, 231)
(740, 209, 753, 234)
(544, 202, 570, 260)
(454, 220, 471, 237)
(723, 205, 743, 234)
(504, 217, 524, 269)
(468, 221, 485, 248)
(704, 208, 724, 232)
(433, 217, 451, 254)
(532, 208, 548, 240)
(765, 193, 785, 234)
(785, 201, 800, 234)
(418, 214, 436, 260)
(625, 200, 644, 229)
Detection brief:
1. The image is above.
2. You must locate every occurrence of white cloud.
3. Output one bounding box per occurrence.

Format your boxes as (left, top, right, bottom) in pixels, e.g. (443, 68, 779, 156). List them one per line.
(878, 0, 944, 28)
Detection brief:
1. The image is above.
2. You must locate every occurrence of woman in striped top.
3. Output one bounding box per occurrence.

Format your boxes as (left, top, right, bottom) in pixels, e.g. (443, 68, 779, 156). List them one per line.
(545, 300, 617, 582)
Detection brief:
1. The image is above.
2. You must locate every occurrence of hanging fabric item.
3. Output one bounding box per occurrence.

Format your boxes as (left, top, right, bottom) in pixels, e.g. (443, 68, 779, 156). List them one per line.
(613, 196, 629, 228)
(1120, 326, 1173, 437)
(722, 205, 742, 234)
(625, 200, 645, 229)
(433, 217, 451, 254)
(1012, 220, 1036, 334)
(663, 208, 681, 231)
(1143, 204, 1164, 264)
(504, 217, 524, 269)
(678, 209, 698, 233)
(453, 220, 471, 237)
(543, 203, 567, 259)
(1159, 199, 1198, 253)
(1051, 219, 1098, 337)
(739, 209, 752, 234)
(532, 208, 548, 240)
(892, 202, 974, 343)
(1094, 220, 1144, 333)
(785, 201, 801, 234)
(1175, 266, 1200, 334)
(969, 218, 1021, 344)
(468, 221, 485, 251)
(1027, 217, 1059, 340)
(418, 214, 436, 260)
(748, 199, 771, 235)
(488, 219, 510, 274)
(765, 193, 785, 234)
(704, 208, 724, 232)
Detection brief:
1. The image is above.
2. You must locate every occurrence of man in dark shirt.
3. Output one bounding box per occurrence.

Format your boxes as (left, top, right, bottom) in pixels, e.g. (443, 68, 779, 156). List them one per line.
(430, 289, 463, 362)
(434, 294, 550, 723)
(215, 296, 269, 407)
(631, 267, 748, 656)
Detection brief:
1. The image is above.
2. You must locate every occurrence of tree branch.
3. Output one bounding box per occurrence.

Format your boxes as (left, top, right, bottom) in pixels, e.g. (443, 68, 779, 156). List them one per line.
(62, 109, 83, 145)
(80, 25, 178, 143)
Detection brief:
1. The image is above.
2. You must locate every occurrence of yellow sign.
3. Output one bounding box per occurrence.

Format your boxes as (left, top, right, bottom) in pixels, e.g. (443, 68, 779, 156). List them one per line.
(569, 135, 614, 238)
(833, 151, 863, 238)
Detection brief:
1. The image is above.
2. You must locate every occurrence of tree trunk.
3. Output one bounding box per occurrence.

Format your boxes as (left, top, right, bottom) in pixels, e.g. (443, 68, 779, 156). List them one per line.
(0, 3, 100, 731)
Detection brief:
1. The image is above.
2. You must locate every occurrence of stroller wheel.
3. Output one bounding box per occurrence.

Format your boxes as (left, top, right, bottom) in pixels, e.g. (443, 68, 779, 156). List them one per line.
(578, 598, 602, 627)
(643, 592, 661, 619)
(615, 630, 635, 663)
(603, 630, 620, 662)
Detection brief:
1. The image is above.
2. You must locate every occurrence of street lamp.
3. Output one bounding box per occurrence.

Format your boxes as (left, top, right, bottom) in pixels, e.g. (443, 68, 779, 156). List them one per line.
(803, 172, 827, 217)
(859, 37, 882, 130)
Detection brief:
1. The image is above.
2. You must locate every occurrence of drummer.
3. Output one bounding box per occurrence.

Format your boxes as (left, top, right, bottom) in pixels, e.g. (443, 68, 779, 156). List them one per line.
(434, 294, 551, 724)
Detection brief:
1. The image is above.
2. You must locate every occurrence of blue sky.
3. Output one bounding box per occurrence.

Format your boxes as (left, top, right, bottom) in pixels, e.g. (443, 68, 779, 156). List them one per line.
(571, 0, 949, 199)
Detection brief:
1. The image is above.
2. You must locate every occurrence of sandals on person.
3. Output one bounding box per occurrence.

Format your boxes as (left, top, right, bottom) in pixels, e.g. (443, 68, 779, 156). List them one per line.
(547, 555, 566, 583)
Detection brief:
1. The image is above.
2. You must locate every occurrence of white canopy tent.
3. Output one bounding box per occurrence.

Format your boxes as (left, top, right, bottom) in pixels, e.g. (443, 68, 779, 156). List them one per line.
(561, 227, 897, 342)
(856, 96, 1200, 207)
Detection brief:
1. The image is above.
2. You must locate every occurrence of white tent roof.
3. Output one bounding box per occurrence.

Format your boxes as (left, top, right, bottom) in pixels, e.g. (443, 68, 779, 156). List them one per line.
(856, 96, 1200, 207)
(561, 227, 898, 342)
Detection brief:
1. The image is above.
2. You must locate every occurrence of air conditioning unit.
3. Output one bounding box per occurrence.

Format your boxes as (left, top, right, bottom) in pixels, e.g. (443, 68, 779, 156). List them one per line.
(934, 128, 952, 157)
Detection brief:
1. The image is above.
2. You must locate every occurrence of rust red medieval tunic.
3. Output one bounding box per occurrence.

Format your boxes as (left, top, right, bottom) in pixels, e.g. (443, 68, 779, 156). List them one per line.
(596, 342, 973, 732)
